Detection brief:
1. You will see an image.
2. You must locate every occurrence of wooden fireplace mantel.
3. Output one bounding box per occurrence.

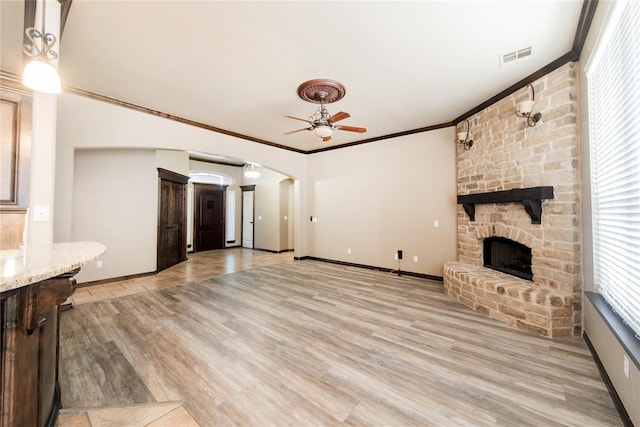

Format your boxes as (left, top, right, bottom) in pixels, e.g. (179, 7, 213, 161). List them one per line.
(457, 186, 554, 224)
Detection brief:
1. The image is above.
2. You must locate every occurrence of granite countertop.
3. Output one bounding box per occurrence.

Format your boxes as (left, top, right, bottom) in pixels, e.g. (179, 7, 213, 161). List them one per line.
(0, 241, 106, 293)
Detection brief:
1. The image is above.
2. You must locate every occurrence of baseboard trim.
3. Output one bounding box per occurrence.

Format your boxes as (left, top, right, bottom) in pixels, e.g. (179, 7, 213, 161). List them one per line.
(583, 331, 634, 427)
(297, 256, 443, 282)
(77, 271, 156, 288)
(253, 248, 294, 254)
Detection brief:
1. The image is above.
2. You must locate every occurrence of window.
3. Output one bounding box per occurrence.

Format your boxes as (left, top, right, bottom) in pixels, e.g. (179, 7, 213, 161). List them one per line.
(587, 0, 640, 335)
(188, 171, 232, 186)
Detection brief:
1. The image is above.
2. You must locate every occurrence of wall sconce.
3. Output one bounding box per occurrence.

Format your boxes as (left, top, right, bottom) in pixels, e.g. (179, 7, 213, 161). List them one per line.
(243, 163, 261, 178)
(516, 84, 542, 127)
(457, 119, 474, 150)
(22, 0, 61, 94)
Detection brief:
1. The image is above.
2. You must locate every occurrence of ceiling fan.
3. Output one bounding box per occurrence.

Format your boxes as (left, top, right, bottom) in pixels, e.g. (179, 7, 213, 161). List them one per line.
(284, 79, 367, 142)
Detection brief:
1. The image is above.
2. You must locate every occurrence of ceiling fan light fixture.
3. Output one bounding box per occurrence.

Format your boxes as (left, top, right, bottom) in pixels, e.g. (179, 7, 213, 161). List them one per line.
(313, 125, 333, 138)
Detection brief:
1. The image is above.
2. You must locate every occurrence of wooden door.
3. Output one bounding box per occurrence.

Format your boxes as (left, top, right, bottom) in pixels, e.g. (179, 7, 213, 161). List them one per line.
(157, 169, 188, 272)
(194, 184, 226, 252)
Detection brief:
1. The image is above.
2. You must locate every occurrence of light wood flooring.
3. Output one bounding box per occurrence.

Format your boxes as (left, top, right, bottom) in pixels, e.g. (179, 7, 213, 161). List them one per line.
(70, 248, 294, 305)
(59, 249, 621, 426)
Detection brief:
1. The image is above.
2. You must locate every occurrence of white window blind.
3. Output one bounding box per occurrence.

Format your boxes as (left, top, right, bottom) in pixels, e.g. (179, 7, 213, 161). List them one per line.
(587, 0, 640, 335)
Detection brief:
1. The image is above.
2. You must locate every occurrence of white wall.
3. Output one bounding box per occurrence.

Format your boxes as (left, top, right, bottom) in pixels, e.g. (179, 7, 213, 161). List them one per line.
(55, 92, 458, 280)
(71, 149, 157, 282)
(157, 149, 189, 176)
(55, 92, 309, 259)
(279, 179, 294, 251)
(244, 168, 291, 252)
(307, 128, 457, 276)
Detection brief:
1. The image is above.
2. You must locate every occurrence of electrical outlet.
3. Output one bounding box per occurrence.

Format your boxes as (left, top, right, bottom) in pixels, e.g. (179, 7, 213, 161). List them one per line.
(394, 253, 398, 260)
(623, 355, 630, 379)
(397, 250, 403, 260)
(96, 260, 103, 268)
(413, 255, 418, 262)
(347, 248, 351, 254)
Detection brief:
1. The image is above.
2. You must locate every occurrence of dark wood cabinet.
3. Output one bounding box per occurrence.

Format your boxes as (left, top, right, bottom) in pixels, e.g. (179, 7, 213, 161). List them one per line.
(1, 270, 78, 427)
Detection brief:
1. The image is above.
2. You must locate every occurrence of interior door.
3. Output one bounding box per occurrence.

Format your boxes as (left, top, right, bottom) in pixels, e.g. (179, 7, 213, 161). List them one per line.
(242, 190, 254, 249)
(157, 169, 188, 272)
(194, 184, 225, 252)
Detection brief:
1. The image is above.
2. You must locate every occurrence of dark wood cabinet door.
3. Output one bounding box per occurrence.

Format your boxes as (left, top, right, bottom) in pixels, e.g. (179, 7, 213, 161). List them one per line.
(157, 169, 188, 272)
(1, 271, 77, 427)
(194, 184, 226, 252)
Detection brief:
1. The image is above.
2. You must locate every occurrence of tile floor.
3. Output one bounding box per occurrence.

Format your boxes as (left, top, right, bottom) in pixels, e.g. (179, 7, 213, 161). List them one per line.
(59, 401, 199, 427)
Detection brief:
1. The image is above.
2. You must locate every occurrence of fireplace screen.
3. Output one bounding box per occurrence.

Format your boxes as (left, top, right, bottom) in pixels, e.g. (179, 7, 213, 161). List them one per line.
(483, 237, 532, 280)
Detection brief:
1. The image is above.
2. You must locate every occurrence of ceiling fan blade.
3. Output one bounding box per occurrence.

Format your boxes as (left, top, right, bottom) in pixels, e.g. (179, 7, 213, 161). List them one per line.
(284, 114, 312, 124)
(283, 127, 311, 135)
(328, 111, 350, 124)
(322, 136, 332, 142)
(335, 125, 367, 133)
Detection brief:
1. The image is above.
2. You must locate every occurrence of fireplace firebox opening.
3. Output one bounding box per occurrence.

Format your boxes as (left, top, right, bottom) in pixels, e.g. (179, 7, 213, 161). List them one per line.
(483, 237, 533, 281)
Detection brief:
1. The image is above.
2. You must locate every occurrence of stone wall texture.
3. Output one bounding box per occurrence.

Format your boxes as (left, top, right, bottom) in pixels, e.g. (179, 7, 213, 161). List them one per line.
(445, 62, 582, 337)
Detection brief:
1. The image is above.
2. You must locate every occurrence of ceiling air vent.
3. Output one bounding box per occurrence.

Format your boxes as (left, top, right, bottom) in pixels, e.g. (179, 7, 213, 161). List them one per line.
(500, 46, 532, 67)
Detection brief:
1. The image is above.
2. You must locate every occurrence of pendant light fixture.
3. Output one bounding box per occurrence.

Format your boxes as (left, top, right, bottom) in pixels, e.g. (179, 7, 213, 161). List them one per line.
(243, 163, 261, 179)
(22, 0, 62, 94)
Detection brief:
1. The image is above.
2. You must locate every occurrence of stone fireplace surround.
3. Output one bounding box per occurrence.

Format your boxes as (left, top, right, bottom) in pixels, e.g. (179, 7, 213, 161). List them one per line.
(444, 222, 574, 338)
(444, 63, 581, 338)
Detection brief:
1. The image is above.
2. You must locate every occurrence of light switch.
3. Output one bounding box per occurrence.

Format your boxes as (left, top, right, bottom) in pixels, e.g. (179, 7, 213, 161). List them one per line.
(33, 205, 50, 222)
(434, 220, 439, 228)
(284, 216, 288, 220)
(258, 215, 262, 220)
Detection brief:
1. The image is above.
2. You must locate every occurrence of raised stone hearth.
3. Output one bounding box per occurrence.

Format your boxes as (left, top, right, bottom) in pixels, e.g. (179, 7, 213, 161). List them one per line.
(444, 262, 573, 337)
(445, 63, 581, 337)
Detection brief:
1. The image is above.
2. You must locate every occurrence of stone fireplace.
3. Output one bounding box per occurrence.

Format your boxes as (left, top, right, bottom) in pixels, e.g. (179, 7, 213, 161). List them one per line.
(444, 63, 582, 338)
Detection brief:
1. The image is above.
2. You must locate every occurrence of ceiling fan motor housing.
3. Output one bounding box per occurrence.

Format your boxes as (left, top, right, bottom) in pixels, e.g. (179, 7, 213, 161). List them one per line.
(297, 79, 346, 104)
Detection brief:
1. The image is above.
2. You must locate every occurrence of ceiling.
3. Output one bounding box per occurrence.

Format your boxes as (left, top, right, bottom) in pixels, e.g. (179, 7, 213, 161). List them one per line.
(2, 1, 585, 153)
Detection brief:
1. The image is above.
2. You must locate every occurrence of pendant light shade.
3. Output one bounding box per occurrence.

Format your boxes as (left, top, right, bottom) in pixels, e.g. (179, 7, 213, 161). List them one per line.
(23, 59, 61, 94)
(243, 163, 261, 178)
(22, 0, 62, 94)
(312, 125, 333, 138)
